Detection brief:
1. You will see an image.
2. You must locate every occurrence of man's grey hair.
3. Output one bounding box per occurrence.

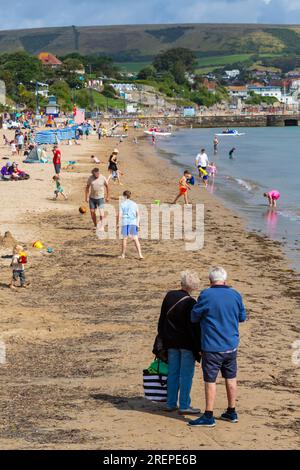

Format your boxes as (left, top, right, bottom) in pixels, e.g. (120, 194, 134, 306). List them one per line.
(180, 271, 200, 291)
(209, 267, 227, 283)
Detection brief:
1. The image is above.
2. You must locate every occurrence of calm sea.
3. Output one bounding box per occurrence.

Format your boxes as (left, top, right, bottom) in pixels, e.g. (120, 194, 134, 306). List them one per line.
(155, 127, 300, 271)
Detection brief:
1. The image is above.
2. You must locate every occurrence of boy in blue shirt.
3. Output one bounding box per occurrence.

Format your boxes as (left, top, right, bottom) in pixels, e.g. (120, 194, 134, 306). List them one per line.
(118, 190, 143, 260)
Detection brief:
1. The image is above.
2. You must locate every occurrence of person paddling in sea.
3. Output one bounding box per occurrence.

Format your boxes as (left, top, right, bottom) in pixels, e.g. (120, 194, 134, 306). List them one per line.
(264, 190, 281, 208)
(229, 147, 236, 159)
(213, 136, 219, 154)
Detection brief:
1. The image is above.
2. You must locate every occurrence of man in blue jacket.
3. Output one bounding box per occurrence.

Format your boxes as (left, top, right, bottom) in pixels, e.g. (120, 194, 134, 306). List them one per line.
(189, 266, 247, 428)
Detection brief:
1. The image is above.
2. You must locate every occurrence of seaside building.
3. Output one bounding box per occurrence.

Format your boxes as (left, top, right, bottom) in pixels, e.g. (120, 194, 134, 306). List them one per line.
(38, 52, 62, 69)
(223, 69, 240, 79)
(227, 85, 248, 100)
(247, 85, 283, 101)
(0, 80, 6, 106)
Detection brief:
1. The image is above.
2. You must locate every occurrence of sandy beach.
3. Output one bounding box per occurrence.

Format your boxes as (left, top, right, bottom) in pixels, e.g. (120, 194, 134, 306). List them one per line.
(0, 127, 299, 450)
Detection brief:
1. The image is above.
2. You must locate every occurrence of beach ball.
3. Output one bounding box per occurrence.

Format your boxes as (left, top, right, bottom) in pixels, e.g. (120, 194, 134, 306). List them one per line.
(79, 206, 87, 214)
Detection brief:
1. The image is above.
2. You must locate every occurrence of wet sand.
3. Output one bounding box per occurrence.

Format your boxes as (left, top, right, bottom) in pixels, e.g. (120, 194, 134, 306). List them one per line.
(0, 128, 299, 449)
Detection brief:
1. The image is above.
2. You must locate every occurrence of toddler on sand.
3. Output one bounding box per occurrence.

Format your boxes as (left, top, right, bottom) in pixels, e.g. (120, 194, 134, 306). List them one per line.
(53, 175, 67, 200)
(10, 245, 29, 289)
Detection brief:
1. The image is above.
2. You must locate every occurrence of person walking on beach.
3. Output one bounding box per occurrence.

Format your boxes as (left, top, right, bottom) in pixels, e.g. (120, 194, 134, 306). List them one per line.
(189, 267, 247, 428)
(52, 145, 62, 175)
(107, 149, 122, 185)
(172, 170, 192, 205)
(264, 190, 281, 208)
(118, 190, 143, 259)
(157, 271, 201, 415)
(195, 149, 209, 186)
(85, 168, 109, 228)
(16, 132, 24, 156)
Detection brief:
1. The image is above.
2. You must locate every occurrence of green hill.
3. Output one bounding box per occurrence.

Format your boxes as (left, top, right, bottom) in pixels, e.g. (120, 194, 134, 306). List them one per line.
(1, 23, 300, 63)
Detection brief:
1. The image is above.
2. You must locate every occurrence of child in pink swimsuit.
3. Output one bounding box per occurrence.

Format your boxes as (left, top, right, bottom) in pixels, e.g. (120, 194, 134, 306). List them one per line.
(264, 190, 281, 208)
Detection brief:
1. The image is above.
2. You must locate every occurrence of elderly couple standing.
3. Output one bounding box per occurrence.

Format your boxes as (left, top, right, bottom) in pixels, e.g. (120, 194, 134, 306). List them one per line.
(157, 267, 247, 427)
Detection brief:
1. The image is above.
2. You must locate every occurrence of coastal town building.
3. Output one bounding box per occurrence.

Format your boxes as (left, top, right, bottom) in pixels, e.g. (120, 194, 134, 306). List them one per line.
(38, 52, 62, 68)
(247, 85, 283, 101)
(224, 69, 240, 79)
(227, 85, 248, 100)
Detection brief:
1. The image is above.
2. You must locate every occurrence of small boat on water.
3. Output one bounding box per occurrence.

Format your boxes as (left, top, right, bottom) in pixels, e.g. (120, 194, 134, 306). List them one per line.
(215, 129, 245, 136)
(144, 128, 172, 137)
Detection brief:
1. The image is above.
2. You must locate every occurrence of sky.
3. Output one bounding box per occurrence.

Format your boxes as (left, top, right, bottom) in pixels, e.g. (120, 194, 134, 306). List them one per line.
(1, 0, 300, 30)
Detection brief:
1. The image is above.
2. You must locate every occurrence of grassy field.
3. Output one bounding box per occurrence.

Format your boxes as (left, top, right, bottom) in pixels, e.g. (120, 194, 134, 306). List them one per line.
(117, 53, 281, 75)
(116, 62, 151, 73)
(77, 89, 124, 110)
(197, 54, 253, 68)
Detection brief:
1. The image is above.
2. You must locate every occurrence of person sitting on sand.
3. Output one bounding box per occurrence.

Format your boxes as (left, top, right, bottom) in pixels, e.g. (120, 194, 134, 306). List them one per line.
(118, 190, 143, 260)
(91, 155, 100, 164)
(10, 245, 29, 290)
(189, 267, 247, 428)
(85, 168, 109, 228)
(157, 271, 201, 415)
(3, 135, 10, 146)
(53, 175, 67, 200)
(10, 162, 29, 181)
(1, 162, 13, 180)
(172, 170, 192, 205)
(264, 190, 281, 208)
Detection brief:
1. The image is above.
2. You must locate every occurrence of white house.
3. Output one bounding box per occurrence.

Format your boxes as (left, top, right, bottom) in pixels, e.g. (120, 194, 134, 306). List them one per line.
(227, 86, 249, 100)
(247, 86, 283, 101)
(224, 70, 240, 79)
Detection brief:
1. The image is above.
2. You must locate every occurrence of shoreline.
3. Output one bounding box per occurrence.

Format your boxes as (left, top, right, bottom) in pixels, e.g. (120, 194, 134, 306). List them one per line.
(0, 129, 299, 449)
(153, 126, 300, 273)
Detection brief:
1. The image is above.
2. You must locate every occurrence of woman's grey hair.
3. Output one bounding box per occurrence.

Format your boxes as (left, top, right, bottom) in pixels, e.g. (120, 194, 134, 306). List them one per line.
(209, 266, 227, 283)
(180, 271, 200, 291)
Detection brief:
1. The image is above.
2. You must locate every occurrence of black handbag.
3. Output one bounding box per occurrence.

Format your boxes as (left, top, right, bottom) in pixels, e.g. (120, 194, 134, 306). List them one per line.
(152, 334, 168, 362)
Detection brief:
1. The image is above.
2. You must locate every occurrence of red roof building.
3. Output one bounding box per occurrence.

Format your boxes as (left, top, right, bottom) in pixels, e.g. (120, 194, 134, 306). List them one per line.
(38, 52, 62, 68)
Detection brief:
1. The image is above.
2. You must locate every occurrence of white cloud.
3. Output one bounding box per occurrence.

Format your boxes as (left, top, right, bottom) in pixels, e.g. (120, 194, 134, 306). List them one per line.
(0, 0, 299, 29)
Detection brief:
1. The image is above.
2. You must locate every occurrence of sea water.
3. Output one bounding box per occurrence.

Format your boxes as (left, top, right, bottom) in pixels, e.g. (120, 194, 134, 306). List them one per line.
(155, 127, 300, 271)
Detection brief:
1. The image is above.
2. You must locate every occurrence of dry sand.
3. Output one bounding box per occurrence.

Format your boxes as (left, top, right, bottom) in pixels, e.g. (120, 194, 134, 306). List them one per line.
(0, 127, 299, 450)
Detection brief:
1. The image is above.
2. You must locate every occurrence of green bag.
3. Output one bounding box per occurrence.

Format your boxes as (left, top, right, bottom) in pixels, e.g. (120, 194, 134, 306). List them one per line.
(148, 359, 168, 376)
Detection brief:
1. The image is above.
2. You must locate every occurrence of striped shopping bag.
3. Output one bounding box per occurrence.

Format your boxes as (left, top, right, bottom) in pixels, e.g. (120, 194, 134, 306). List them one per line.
(143, 370, 167, 402)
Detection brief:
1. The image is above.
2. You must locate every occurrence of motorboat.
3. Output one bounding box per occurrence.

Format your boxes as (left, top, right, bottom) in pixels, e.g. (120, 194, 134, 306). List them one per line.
(215, 129, 245, 136)
(144, 128, 172, 137)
